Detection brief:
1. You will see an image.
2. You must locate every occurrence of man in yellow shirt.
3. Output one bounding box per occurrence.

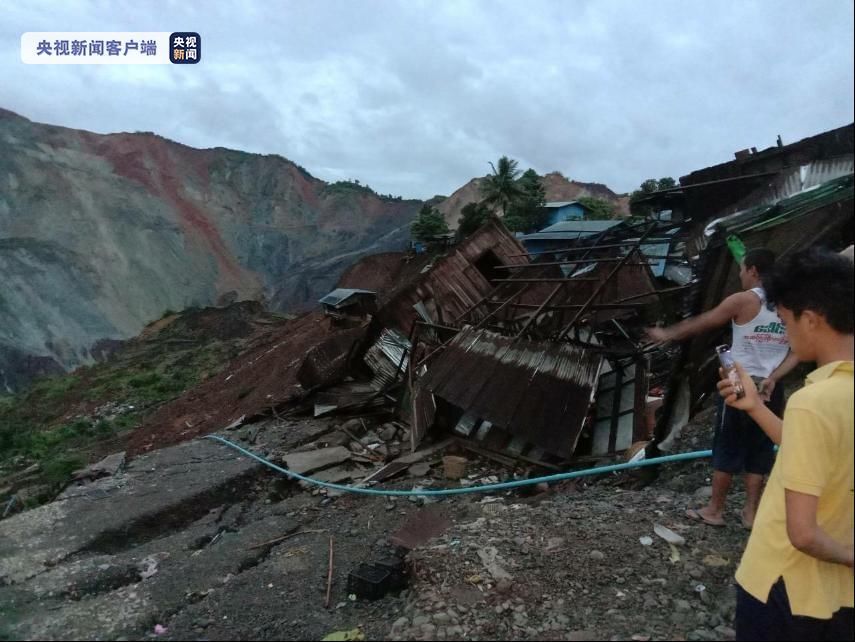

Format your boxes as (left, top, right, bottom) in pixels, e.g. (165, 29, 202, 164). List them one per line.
(717, 247, 853, 640)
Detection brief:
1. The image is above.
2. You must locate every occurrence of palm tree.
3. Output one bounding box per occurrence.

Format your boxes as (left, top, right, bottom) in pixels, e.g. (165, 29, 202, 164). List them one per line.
(480, 156, 524, 216)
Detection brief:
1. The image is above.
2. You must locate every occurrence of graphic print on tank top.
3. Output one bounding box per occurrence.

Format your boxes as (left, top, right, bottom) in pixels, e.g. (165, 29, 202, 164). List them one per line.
(731, 287, 790, 378)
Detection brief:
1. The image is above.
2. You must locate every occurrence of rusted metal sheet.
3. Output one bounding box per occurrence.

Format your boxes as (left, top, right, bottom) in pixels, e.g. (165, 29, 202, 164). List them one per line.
(416, 327, 604, 458)
(377, 220, 528, 334)
(390, 505, 452, 550)
(364, 328, 411, 389)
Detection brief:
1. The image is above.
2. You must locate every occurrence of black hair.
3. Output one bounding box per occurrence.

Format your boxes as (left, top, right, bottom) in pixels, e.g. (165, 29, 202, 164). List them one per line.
(743, 248, 776, 278)
(764, 247, 854, 334)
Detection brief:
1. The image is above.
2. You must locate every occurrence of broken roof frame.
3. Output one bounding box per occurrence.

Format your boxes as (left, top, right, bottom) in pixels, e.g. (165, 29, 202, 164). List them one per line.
(445, 222, 664, 345)
(400, 219, 676, 464)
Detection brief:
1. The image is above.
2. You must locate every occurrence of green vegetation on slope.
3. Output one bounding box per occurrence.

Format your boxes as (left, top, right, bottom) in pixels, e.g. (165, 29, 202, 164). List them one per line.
(0, 303, 288, 509)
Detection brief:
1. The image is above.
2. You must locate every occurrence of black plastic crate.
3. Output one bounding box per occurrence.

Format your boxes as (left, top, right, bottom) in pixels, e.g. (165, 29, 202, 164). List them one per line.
(347, 563, 392, 601)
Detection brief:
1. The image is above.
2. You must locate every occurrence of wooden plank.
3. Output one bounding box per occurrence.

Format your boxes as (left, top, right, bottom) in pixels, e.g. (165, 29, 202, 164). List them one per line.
(360, 461, 410, 485)
(360, 437, 456, 485)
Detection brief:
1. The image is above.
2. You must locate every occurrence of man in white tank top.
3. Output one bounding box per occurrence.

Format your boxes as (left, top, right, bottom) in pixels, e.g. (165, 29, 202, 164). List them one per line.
(646, 249, 797, 528)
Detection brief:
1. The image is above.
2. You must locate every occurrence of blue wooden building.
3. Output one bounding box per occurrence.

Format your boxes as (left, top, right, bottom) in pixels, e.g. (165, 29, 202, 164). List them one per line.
(541, 201, 592, 226)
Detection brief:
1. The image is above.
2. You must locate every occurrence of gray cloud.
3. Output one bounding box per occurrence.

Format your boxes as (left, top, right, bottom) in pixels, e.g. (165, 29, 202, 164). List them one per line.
(2, 0, 852, 199)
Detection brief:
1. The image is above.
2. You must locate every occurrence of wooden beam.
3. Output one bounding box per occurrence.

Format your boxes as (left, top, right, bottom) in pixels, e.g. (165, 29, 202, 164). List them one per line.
(484, 301, 651, 310)
(492, 277, 599, 283)
(555, 225, 660, 341)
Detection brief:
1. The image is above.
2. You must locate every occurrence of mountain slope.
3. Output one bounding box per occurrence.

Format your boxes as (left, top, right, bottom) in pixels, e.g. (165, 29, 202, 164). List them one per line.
(0, 108, 420, 389)
(436, 171, 630, 228)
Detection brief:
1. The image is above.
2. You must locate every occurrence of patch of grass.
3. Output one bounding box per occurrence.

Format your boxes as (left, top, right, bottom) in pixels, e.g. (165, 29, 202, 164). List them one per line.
(0, 311, 267, 509)
(41, 454, 84, 485)
(95, 418, 115, 435)
(128, 372, 162, 388)
(11, 419, 96, 460)
(29, 374, 78, 401)
(113, 412, 141, 431)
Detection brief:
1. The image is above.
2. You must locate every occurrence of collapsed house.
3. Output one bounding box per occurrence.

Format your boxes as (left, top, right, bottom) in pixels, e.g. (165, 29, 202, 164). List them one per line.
(400, 221, 670, 466)
(132, 123, 854, 478)
(298, 217, 681, 470)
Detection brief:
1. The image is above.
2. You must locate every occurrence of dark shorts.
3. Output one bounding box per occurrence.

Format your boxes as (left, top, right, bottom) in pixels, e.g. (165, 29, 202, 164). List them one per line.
(712, 382, 783, 475)
(736, 579, 855, 641)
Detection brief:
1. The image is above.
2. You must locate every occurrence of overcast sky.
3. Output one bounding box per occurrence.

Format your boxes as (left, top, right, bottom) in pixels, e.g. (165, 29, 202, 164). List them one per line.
(2, 0, 853, 199)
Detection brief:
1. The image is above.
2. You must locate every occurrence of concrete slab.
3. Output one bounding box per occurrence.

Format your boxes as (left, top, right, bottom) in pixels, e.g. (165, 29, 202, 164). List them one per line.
(0, 439, 260, 584)
(281, 447, 351, 475)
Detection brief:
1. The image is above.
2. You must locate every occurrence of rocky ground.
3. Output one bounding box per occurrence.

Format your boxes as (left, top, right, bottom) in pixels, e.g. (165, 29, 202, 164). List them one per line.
(0, 405, 750, 641)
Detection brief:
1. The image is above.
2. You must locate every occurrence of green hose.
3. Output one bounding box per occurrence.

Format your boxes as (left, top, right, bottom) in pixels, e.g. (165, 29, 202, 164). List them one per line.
(204, 434, 712, 497)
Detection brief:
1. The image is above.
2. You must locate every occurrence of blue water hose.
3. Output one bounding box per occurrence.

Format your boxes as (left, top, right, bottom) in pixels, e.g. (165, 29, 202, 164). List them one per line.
(204, 434, 712, 497)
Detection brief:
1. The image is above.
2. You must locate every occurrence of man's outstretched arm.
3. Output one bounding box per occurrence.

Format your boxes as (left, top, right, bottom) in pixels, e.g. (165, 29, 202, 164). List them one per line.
(646, 291, 748, 344)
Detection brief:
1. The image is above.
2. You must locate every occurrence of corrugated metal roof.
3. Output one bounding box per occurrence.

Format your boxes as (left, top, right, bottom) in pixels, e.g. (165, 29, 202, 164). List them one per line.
(543, 201, 583, 208)
(537, 220, 622, 233)
(319, 288, 377, 308)
(417, 327, 604, 458)
(766, 158, 854, 203)
(522, 220, 623, 241)
(681, 124, 854, 187)
(704, 172, 853, 237)
(364, 328, 411, 389)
